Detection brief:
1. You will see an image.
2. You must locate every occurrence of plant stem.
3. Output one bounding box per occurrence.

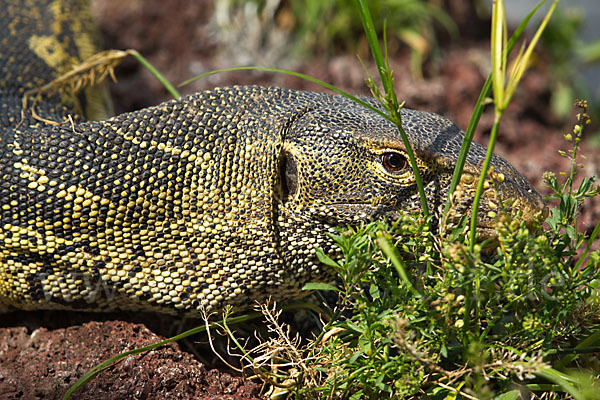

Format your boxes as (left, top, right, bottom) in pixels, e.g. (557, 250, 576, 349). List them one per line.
(469, 114, 501, 250)
(354, 0, 429, 217)
(444, 75, 492, 215)
(575, 218, 600, 270)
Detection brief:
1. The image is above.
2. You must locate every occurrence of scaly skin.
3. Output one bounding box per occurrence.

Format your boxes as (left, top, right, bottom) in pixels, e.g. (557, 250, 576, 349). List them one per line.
(0, 0, 544, 315)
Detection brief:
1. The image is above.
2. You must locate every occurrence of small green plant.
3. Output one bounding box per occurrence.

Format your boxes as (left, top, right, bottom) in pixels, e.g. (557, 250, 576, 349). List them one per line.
(468, 0, 557, 250)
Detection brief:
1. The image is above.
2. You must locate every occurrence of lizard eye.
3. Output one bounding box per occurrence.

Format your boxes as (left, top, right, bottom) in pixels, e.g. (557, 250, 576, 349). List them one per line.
(381, 152, 408, 173)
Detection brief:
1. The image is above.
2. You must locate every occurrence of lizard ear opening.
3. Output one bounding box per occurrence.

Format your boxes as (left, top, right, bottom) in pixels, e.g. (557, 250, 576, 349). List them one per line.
(279, 151, 298, 201)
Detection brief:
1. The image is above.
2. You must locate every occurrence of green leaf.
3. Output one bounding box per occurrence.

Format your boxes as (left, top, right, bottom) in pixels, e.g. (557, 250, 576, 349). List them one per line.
(302, 282, 340, 292)
(494, 390, 521, 400)
(349, 349, 364, 364)
(535, 367, 587, 400)
(376, 234, 421, 298)
(369, 283, 381, 301)
(316, 247, 341, 268)
(349, 391, 364, 400)
(179, 66, 391, 123)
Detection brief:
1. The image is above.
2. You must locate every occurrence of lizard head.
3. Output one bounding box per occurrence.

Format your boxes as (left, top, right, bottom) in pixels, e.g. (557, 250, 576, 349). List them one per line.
(279, 95, 546, 241)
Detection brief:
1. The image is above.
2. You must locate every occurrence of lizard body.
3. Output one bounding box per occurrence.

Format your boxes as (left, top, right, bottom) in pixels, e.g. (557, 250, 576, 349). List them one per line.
(0, 0, 544, 315)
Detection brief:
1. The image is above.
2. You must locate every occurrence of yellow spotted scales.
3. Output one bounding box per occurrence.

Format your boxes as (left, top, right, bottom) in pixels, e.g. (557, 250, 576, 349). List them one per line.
(0, 0, 545, 315)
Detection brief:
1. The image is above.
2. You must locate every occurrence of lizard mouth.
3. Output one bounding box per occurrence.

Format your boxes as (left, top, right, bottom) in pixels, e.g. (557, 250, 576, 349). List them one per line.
(318, 190, 547, 231)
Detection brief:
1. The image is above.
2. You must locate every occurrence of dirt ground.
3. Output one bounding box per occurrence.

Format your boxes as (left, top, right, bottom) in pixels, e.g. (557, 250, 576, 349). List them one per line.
(0, 317, 262, 399)
(1, 0, 599, 398)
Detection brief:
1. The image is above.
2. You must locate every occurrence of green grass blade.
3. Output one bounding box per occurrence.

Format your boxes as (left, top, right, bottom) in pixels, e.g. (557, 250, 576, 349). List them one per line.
(444, 75, 492, 216)
(523, 383, 564, 392)
(468, 116, 501, 249)
(554, 327, 600, 370)
(575, 218, 600, 270)
(491, 0, 506, 109)
(180, 66, 391, 122)
(129, 50, 181, 99)
(354, 0, 429, 217)
(534, 367, 587, 400)
(354, 0, 393, 97)
(494, 390, 521, 400)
